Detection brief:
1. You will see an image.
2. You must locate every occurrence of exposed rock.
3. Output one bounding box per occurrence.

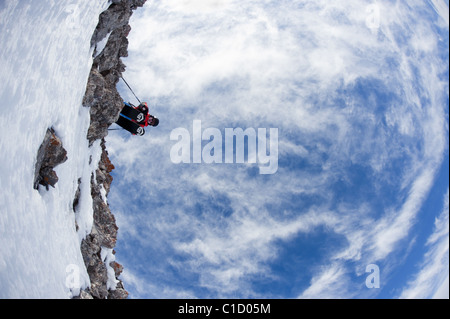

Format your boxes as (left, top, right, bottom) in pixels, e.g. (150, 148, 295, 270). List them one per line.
(84, 0, 147, 144)
(72, 178, 82, 232)
(73, 290, 94, 300)
(83, 67, 123, 144)
(91, 141, 118, 249)
(72, 179, 82, 214)
(90, 0, 146, 51)
(34, 128, 68, 190)
(110, 260, 124, 277)
(78, 139, 123, 299)
(80, 234, 109, 299)
(76, 0, 147, 299)
(98, 140, 115, 194)
(108, 281, 129, 299)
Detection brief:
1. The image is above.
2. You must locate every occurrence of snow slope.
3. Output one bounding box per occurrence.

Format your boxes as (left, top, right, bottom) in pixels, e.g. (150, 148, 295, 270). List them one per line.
(0, 0, 110, 298)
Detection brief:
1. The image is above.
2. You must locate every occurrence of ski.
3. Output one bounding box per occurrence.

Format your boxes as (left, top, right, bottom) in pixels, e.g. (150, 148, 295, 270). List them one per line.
(120, 103, 146, 124)
(116, 115, 145, 136)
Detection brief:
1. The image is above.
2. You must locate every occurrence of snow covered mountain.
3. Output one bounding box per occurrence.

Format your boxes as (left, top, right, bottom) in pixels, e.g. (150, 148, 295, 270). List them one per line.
(0, 0, 146, 299)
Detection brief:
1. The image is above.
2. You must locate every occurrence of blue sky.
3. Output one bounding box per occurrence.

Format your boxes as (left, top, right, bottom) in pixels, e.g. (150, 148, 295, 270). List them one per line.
(106, 0, 449, 298)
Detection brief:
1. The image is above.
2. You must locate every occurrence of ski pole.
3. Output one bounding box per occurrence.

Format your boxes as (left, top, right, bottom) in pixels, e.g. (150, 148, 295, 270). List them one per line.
(120, 75, 142, 104)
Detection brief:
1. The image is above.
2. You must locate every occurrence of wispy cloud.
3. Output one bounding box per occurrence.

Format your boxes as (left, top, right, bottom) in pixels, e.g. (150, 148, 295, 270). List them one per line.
(429, 0, 449, 26)
(399, 188, 449, 299)
(298, 263, 353, 299)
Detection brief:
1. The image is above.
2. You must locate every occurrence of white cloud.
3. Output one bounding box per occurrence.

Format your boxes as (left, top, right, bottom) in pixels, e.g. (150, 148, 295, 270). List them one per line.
(298, 263, 352, 299)
(429, 0, 449, 26)
(399, 189, 449, 299)
(120, 267, 196, 299)
(371, 166, 439, 261)
(164, 0, 234, 14)
(173, 208, 340, 296)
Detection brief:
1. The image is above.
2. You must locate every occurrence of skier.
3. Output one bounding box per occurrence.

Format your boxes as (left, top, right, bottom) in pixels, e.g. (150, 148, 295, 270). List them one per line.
(116, 101, 159, 135)
(126, 101, 159, 128)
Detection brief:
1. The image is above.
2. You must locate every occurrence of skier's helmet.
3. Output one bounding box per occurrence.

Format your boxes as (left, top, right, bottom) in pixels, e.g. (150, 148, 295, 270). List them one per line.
(148, 116, 159, 127)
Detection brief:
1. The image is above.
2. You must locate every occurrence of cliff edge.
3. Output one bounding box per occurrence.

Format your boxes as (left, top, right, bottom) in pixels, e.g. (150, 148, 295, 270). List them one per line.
(79, 0, 147, 299)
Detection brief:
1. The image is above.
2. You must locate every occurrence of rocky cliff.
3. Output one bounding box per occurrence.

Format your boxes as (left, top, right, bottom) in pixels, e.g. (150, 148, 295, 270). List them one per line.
(85, 0, 146, 144)
(34, 0, 147, 299)
(79, 0, 147, 299)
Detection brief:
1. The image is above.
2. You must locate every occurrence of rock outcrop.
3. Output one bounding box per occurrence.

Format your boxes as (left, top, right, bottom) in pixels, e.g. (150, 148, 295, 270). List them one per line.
(84, 0, 146, 144)
(77, 0, 147, 299)
(79, 140, 123, 299)
(34, 128, 68, 190)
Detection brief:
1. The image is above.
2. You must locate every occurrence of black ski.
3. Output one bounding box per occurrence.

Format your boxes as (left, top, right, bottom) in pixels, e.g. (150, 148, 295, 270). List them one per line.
(120, 104, 146, 124)
(116, 115, 145, 136)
